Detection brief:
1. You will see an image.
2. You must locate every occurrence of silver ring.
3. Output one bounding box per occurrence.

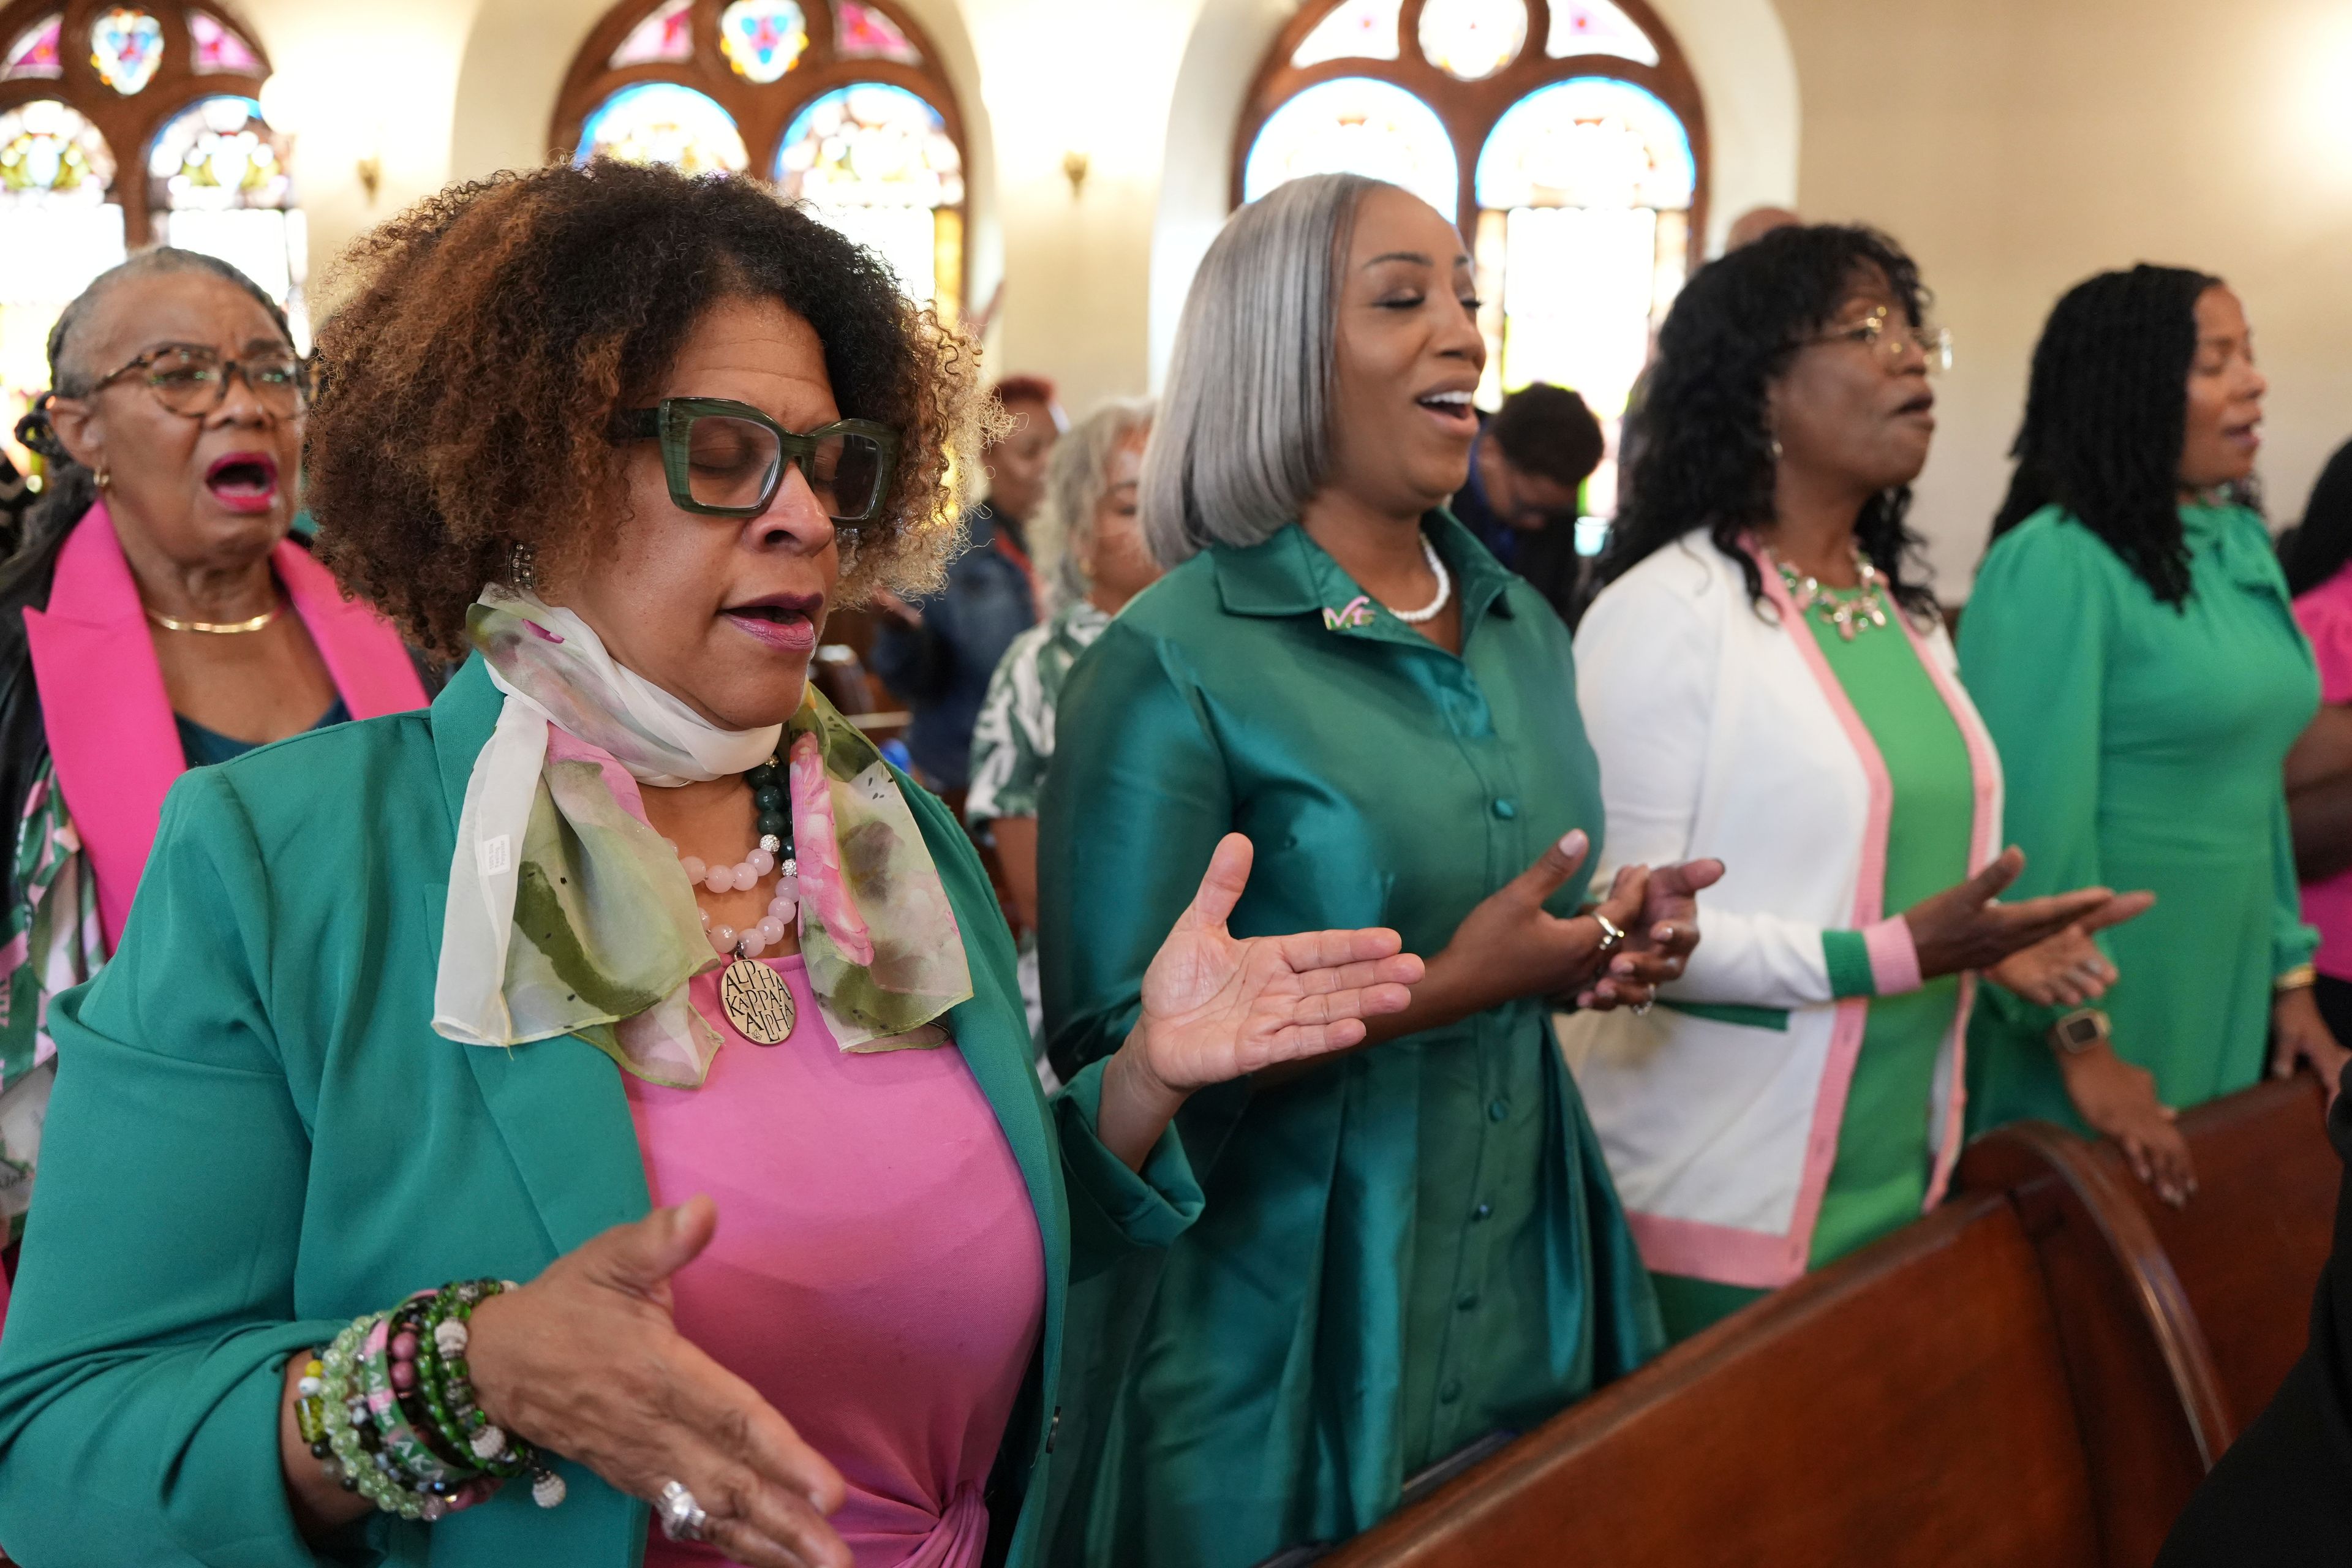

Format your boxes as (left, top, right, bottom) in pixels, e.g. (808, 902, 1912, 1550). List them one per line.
(658, 1480, 710, 1543)
(1631, 998, 1653, 1016)
(1593, 913, 1626, 957)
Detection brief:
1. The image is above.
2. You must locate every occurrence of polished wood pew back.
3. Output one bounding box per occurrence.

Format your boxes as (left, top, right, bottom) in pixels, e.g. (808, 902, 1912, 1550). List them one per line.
(1321, 1194, 2139, 1568)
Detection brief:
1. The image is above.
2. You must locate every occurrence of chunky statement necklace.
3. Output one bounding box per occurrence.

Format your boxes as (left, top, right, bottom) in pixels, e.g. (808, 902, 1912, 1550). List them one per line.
(1388, 536, 1453, 625)
(1770, 545, 1891, 641)
(146, 600, 280, 635)
(674, 753, 801, 1045)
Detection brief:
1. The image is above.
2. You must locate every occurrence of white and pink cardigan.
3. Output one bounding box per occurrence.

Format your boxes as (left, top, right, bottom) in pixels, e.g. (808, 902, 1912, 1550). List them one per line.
(1557, 533, 2003, 1291)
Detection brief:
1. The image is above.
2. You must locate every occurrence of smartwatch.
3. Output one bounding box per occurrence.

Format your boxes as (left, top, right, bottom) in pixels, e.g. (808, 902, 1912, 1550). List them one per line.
(2051, 1008, 2110, 1056)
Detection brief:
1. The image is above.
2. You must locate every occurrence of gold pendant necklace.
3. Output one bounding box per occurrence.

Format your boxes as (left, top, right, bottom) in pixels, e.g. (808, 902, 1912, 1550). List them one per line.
(146, 601, 281, 635)
(720, 958, 796, 1045)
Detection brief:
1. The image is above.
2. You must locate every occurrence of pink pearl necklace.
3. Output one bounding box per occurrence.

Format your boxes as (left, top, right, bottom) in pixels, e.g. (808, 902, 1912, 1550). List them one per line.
(676, 835, 799, 960)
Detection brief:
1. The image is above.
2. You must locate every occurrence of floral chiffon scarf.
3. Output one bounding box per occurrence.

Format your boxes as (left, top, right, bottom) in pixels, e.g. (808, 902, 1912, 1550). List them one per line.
(433, 589, 972, 1087)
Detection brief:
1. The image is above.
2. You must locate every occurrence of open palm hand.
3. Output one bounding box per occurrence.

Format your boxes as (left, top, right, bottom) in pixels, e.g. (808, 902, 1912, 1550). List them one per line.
(1133, 834, 1423, 1093)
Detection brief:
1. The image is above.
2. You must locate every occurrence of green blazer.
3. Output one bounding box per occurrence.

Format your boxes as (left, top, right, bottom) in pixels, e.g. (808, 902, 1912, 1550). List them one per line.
(0, 657, 1201, 1567)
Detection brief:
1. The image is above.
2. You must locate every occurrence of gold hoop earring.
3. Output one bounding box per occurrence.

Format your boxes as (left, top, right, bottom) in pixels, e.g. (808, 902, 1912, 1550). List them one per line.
(94, 466, 111, 489)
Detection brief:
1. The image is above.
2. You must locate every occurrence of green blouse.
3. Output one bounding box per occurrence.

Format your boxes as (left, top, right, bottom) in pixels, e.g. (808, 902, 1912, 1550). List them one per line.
(1037, 514, 1660, 1568)
(1651, 601, 1974, 1341)
(1959, 502, 2320, 1133)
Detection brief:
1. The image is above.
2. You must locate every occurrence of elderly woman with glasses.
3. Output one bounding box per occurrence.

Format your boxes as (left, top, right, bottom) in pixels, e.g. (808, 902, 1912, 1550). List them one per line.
(0, 164, 1420, 1568)
(1567, 225, 2155, 1344)
(0, 249, 429, 1310)
(965, 399, 1155, 1057)
(1038, 174, 1708, 1568)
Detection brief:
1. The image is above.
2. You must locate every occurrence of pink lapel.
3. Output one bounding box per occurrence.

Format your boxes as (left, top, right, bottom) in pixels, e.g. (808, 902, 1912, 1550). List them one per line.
(21, 505, 428, 951)
(274, 539, 428, 721)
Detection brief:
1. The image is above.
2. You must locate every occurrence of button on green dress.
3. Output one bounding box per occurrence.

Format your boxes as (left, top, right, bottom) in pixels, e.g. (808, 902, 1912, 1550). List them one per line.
(1037, 515, 1661, 1568)
(1959, 503, 2320, 1131)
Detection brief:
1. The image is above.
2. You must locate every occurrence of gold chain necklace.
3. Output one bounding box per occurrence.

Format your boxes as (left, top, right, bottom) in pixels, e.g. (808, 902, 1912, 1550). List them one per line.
(145, 601, 281, 635)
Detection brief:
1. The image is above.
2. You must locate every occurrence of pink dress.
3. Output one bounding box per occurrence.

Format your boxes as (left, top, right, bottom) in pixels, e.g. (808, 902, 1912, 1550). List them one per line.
(627, 954, 1046, 1568)
(2297, 565, 2352, 979)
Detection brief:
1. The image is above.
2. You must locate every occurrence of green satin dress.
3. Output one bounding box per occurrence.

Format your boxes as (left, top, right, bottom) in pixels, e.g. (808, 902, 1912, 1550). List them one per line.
(1036, 514, 1661, 1568)
(1959, 502, 2320, 1131)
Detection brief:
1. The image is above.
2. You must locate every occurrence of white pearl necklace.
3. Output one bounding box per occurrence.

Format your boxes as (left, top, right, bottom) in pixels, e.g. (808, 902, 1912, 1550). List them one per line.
(1389, 535, 1453, 625)
(677, 837, 799, 959)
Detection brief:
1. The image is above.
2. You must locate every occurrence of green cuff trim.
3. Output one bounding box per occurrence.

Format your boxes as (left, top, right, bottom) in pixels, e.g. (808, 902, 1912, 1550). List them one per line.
(1053, 1059, 1205, 1254)
(1823, 930, 1877, 1000)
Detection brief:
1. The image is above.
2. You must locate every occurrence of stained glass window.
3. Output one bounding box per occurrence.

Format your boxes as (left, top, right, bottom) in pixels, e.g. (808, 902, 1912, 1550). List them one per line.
(719, 0, 807, 84)
(576, 81, 750, 175)
(775, 83, 961, 308)
(834, 1, 920, 64)
(1417, 0, 1525, 81)
(90, 6, 162, 96)
(0, 98, 113, 203)
(1243, 77, 1457, 220)
(190, 10, 260, 73)
(1547, 0, 1659, 65)
(2, 14, 60, 79)
(1473, 77, 1694, 515)
(0, 102, 124, 474)
(1475, 77, 1693, 209)
(148, 94, 304, 340)
(611, 0, 692, 67)
(1291, 0, 1400, 69)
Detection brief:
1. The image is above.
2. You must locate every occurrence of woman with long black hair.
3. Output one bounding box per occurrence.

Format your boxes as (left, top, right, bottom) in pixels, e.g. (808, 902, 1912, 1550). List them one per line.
(1566, 224, 2151, 1342)
(1961, 266, 2343, 1151)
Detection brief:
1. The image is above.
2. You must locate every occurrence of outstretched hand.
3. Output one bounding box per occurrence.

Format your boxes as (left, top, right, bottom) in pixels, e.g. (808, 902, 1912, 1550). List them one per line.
(1094, 834, 1424, 1167)
(1904, 847, 2119, 981)
(1985, 889, 2155, 1008)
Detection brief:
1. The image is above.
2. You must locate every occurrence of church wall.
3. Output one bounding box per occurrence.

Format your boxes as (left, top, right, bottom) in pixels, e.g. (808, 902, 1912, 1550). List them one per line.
(1779, 0, 2352, 592)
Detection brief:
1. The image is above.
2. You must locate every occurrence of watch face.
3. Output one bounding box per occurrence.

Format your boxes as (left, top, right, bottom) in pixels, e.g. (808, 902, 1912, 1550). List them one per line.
(2058, 1014, 2105, 1051)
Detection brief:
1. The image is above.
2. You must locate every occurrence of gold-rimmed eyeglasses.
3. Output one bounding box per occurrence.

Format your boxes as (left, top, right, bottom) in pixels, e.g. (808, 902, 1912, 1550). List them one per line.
(1815, 309, 1953, 375)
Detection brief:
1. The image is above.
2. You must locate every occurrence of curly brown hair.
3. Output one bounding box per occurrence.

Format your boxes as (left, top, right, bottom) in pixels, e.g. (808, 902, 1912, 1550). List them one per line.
(308, 160, 985, 657)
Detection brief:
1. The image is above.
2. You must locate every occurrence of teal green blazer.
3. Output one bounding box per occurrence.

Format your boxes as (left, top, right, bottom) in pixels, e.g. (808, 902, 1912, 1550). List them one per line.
(0, 657, 1201, 1567)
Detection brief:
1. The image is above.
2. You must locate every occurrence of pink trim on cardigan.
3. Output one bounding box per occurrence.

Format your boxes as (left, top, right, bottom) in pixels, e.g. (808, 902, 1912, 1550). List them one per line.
(1899, 609, 2005, 1207)
(1749, 542, 1890, 1286)
(20, 505, 429, 948)
(1862, 915, 1923, 995)
(1627, 1208, 1806, 1292)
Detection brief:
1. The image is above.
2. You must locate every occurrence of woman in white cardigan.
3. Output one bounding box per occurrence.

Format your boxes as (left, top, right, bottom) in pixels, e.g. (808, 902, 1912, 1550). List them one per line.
(1561, 226, 2164, 1340)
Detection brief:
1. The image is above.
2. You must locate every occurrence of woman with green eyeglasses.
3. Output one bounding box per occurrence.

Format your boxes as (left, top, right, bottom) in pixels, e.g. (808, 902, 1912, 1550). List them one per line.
(0, 164, 1423, 1568)
(0, 248, 431, 1319)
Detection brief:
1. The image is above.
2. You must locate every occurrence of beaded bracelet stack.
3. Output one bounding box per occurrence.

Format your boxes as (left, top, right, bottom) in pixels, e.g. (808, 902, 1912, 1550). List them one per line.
(293, 1278, 567, 1522)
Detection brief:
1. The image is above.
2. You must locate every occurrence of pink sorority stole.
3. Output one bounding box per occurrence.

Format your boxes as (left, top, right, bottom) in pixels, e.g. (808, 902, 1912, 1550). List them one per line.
(627, 955, 1044, 1568)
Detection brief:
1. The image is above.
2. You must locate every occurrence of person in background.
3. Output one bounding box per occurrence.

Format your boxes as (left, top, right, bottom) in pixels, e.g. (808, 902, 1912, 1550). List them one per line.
(870, 374, 1060, 797)
(0, 248, 428, 1311)
(1449, 381, 1603, 624)
(967, 398, 1155, 1066)
(1569, 224, 2159, 1344)
(1962, 266, 2346, 1156)
(2279, 439, 2352, 1042)
(0, 162, 1420, 1568)
(1039, 173, 1709, 1568)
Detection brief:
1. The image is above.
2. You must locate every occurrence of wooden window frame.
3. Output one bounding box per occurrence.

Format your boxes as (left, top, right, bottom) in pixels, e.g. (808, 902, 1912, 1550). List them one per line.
(550, 0, 970, 313)
(1232, 0, 1709, 251)
(0, 0, 271, 246)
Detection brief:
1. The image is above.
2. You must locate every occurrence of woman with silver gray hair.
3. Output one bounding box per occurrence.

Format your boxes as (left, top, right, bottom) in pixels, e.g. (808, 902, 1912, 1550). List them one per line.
(1036, 175, 1719, 1566)
(967, 399, 1156, 1058)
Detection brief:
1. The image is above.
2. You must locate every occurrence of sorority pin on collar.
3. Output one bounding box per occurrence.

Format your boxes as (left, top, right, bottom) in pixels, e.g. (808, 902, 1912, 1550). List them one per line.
(1322, 595, 1376, 631)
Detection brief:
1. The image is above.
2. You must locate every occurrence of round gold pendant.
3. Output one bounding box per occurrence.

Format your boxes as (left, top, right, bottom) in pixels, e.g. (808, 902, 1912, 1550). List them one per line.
(720, 959, 796, 1046)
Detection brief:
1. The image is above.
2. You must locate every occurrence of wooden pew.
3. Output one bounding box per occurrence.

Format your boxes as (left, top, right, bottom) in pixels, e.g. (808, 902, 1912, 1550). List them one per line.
(1959, 1076, 2335, 1454)
(1316, 1190, 2203, 1568)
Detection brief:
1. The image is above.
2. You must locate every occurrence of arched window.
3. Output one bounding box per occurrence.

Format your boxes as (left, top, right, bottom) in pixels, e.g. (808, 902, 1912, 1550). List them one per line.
(554, 0, 968, 320)
(0, 0, 287, 475)
(1237, 0, 1706, 512)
